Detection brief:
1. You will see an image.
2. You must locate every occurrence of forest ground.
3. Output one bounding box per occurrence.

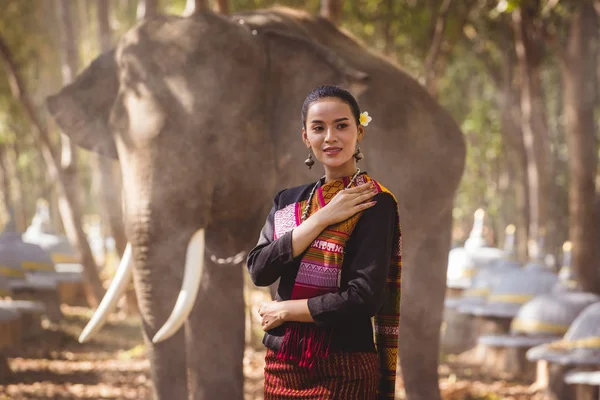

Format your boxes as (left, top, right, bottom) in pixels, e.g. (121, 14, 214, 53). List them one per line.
(0, 302, 544, 400)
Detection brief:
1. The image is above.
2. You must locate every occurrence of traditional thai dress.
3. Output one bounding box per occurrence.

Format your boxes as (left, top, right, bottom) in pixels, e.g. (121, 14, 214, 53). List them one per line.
(247, 172, 402, 400)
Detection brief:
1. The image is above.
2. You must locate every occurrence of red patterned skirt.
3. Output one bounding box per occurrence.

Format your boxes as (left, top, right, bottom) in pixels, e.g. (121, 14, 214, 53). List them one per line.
(264, 348, 379, 399)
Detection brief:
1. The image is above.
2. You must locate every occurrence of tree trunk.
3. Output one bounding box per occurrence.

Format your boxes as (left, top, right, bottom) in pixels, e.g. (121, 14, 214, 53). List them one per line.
(97, 0, 112, 51)
(137, 0, 159, 20)
(480, 36, 531, 261)
(501, 100, 530, 262)
(320, 0, 343, 26)
(424, 0, 475, 98)
(96, 0, 127, 259)
(423, 0, 452, 95)
(50, 187, 63, 235)
(10, 138, 30, 230)
(0, 142, 28, 232)
(97, 0, 137, 312)
(215, 0, 229, 15)
(499, 50, 530, 262)
(0, 34, 105, 307)
(0, 145, 11, 228)
(512, 6, 553, 254)
(596, 193, 600, 234)
(56, 0, 81, 226)
(559, 4, 600, 293)
(183, 0, 209, 16)
(54, 0, 105, 306)
(381, 0, 395, 55)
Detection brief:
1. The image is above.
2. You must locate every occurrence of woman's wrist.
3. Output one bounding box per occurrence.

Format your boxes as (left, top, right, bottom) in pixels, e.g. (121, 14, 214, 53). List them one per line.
(279, 301, 291, 322)
(312, 209, 331, 229)
(280, 299, 313, 323)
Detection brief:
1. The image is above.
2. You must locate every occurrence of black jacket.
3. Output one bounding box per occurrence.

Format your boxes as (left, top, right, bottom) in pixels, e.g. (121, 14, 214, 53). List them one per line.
(247, 179, 397, 353)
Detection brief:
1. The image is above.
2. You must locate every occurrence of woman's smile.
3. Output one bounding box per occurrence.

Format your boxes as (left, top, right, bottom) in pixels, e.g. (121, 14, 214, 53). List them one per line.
(323, 146, 343, 156)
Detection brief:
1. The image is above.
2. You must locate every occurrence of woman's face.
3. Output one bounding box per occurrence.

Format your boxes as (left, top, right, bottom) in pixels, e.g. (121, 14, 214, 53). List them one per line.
(302, 98, 364, 175)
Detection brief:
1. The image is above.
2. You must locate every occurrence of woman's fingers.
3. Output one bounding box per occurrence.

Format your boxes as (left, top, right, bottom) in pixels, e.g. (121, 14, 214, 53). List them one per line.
(344, 182, 374, 193)
(357, 201, 377, 210)
(360, 190, 378, 201)
(261, 316, 274, 331)
(322, 182, 378, 223)
(344, 185, 376, 200)
(346, 190, 377, 207)
(342, 184, 365, 193)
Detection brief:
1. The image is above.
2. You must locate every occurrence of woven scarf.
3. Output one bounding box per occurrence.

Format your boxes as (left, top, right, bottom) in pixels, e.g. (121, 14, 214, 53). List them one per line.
(272, 173, 402, 399)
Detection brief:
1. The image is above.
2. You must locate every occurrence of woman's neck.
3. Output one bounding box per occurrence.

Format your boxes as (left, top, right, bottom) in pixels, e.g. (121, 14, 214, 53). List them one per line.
(323, 162, 358, 183)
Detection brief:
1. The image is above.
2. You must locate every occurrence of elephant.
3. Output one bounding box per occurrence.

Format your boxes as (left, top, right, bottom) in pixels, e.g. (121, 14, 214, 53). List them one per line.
(46, 7, 465, 400)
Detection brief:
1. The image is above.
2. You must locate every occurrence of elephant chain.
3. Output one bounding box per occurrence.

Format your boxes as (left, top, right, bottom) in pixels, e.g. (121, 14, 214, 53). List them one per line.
(207, 249, 247, 265)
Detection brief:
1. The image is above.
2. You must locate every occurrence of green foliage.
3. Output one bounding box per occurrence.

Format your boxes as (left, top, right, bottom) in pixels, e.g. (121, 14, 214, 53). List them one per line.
(0, 1, 60, 223)
(0, 0, 585, 246)
(447, 50, 505, 235)
(495, 0, 521, 14)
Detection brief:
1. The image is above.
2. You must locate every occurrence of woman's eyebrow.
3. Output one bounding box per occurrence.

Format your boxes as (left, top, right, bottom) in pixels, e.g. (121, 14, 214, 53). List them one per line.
(310, 117, 350, 124)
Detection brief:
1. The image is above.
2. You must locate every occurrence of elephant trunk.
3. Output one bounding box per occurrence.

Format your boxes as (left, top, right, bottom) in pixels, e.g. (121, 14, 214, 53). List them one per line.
(78, 229, 206, 343)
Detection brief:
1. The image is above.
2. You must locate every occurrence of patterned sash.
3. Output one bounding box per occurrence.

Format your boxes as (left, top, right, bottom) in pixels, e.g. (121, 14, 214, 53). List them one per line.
(273, 173, 402, 399)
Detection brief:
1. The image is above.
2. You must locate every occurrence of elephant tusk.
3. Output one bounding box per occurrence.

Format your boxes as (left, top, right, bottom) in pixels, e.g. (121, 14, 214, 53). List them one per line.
(79, 243, 134, 343)
(152, 229, 205, 343)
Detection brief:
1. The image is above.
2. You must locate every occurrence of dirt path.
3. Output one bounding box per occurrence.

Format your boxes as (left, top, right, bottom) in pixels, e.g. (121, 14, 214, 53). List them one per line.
(0, 306, 542, 400)
(0, 306, 150, 399)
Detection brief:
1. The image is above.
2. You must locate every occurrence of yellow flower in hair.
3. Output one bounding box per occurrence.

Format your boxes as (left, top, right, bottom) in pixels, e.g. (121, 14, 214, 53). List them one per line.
(359, 111, 372, 127)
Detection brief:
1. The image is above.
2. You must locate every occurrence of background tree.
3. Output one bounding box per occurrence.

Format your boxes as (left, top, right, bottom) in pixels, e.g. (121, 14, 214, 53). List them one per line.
(95, 0, 128, 263)
(320, 0, 343, 25)
(0, 30, 105, 306)
(465, 5, 531, 259)
(138, 0, 161, 19)
(95, 0, 139, 312)
(183, 0, 209, 15)
(556, 2, 600, 293)
(215, 0, 230, 15)
(1, 0, 599, 305)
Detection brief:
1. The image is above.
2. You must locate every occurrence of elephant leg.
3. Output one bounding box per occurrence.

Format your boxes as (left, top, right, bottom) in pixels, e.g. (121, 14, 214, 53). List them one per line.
(186, 260, 245, 400)
(399, 207, 452, 400)
(133, 245, 189, 400)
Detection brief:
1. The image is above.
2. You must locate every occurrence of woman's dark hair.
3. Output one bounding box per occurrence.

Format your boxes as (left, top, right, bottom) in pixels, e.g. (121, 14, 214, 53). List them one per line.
(301, 85, 361, 129)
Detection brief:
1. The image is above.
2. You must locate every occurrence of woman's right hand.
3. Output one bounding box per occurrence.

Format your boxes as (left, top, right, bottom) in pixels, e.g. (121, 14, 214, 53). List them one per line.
(316, 182, 378, 227)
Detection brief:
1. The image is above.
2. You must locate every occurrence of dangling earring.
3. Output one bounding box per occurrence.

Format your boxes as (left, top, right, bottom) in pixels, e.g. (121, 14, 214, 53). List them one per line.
(305, 149, 315, 169)
(354, 144, 364, 162)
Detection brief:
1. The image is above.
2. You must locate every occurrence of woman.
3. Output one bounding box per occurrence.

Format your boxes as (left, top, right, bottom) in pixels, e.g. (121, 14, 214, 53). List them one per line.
(247, 85, 402, 399)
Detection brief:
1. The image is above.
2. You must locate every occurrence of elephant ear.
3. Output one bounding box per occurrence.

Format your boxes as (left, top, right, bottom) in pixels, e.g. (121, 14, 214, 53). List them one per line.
(262, 29, 369, 107)
(46, 50, 119, 159)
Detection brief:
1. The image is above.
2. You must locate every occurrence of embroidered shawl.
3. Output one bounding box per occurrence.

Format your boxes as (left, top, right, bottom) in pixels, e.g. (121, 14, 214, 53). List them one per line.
(273, 173, 402, 399)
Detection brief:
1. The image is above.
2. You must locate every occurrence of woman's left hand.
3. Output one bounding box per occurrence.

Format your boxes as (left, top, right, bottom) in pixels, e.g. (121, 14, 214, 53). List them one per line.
(258, 301, 288, 331)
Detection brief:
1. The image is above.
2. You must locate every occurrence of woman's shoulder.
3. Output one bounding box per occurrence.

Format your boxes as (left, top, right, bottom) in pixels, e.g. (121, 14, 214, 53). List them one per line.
(370, 191, 398, 215)
(355, 192, 399, 234)
(362, 176, 399, 214)
(367, 176, 394, 195)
